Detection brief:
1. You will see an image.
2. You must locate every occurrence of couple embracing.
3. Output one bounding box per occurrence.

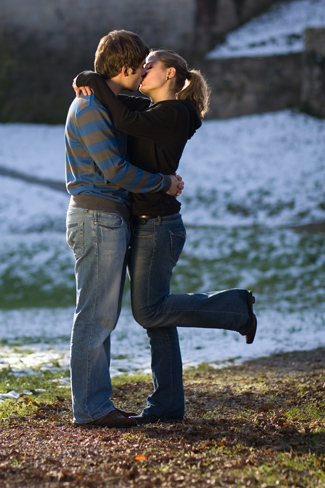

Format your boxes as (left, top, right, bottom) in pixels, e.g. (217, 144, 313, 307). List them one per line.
(65, 29, 257, 428)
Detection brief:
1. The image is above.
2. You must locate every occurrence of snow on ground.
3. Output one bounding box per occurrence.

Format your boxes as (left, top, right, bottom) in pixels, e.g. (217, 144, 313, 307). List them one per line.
(180, 110, 325, 228)
(0, 303, 324, 376)
(208, 0, 325, 59)
(1, 110, 324, 233)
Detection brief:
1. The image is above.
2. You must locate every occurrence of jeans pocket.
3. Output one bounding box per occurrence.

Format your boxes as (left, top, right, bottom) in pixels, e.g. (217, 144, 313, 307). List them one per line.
(66, 222, 84, 259)
(169, 227, 186, 262)
(96, 213, 124, 230)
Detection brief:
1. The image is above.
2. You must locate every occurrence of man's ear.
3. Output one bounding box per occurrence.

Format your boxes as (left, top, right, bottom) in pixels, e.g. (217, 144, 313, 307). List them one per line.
(122, 67, 129, 77)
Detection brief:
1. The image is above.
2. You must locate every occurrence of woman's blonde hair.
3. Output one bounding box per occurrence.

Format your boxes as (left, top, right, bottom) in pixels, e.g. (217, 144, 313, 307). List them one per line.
(151, 50, 210, 118)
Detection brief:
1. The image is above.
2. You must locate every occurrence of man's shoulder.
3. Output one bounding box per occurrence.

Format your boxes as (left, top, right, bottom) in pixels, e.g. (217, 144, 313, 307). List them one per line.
(67, 95, 113, 129)
(70, 94, 108, 115)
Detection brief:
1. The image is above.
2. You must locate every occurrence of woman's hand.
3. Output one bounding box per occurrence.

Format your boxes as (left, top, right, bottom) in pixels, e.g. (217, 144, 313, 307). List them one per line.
(72, 77, 93, 97)
(175, 173, 184, 197)
(166, 173, 184, 197)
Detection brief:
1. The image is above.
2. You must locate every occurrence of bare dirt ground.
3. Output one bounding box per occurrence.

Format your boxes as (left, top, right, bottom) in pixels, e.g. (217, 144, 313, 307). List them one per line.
(0, 348, 324, 487)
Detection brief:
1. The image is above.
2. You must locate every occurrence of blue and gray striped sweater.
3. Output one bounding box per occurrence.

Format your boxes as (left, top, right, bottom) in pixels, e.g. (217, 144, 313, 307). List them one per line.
(65, 94, 170, 211)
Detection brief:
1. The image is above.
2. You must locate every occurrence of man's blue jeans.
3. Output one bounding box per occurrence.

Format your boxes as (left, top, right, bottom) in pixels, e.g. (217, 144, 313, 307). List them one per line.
(129, 213, 253, 419)
(66, 205, 130, 423)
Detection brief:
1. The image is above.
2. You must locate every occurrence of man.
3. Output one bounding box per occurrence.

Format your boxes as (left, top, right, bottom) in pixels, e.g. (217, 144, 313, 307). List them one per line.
(65, 30, 182, 427)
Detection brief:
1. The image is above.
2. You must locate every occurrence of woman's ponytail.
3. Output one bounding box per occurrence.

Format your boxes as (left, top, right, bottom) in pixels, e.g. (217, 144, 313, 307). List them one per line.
(151, 50, 210, 118)
(177, 69, 210, 118)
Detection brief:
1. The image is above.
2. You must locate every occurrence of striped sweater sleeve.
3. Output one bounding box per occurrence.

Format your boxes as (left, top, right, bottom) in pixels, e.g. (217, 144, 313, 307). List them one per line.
(65, 96, 171, 194)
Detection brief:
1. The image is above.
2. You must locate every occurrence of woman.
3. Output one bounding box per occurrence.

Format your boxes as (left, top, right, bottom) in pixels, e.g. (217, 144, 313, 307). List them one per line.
(75, 50, 257, 424)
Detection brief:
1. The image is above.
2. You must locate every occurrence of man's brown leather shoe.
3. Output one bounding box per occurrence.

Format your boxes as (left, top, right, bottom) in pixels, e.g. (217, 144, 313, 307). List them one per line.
(115, 407, 137, 417)
(76, 409, 137, 428)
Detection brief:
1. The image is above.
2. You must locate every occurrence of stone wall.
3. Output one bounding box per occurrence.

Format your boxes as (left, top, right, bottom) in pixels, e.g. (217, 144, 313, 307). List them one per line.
(0, 1, 324, 123)
(202, 53, 302, 119)
(203, 27, 325, 120)
(301, 28, 325, 118)
(194, 0, 276, 52)
(0, 0, 277, 123)
(0, 0, 276, 56)
(0, 0, 195, 55)
(0, 0, 195, 123)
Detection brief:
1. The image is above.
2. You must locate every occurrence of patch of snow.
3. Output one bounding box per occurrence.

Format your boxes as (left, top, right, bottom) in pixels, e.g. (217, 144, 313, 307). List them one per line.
(208, 0, 325, 59)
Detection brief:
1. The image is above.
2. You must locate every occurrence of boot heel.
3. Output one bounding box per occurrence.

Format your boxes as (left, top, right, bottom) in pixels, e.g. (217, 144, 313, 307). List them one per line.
(246, 291, 257, 344)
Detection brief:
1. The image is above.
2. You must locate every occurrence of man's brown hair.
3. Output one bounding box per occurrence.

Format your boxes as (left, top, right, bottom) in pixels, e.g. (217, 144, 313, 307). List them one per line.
(94, 30, 149, 79)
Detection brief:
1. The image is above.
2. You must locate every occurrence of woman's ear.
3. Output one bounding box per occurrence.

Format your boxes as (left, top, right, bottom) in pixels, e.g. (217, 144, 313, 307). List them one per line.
(167, 67, 176, 80)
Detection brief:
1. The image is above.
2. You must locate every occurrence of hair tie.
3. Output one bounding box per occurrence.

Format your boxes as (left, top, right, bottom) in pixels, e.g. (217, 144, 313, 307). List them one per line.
(186, 71, 192, 80)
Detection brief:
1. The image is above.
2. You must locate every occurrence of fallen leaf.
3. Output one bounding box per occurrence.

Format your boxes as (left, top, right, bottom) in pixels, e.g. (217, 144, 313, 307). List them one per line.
(135, 455, 147, 461)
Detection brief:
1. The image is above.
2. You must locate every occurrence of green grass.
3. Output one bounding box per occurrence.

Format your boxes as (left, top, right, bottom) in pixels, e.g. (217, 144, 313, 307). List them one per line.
(1, 224, 324, 311)
(0, 274, 75, 309)
(0, 368, 71, 419)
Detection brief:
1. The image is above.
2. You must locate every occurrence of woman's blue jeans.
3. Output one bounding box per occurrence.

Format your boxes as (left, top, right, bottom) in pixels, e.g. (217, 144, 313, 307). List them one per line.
(129, 213, 253, 419)
(66, 205, 130, 423)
